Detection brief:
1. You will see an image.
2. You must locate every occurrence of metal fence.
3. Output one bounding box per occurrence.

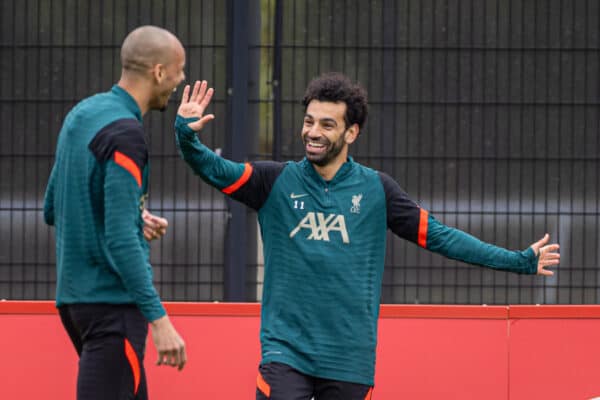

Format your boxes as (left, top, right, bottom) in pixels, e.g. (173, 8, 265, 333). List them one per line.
(0, 0, 230, 301)
(1, 0, 599, 304)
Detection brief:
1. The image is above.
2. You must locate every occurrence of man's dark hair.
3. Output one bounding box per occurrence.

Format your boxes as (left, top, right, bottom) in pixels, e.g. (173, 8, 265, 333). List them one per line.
(302, 72, 368, 130)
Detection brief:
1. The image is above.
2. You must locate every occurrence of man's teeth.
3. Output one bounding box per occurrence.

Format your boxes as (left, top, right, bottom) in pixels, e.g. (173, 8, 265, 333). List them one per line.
(308, 142, 325, 148)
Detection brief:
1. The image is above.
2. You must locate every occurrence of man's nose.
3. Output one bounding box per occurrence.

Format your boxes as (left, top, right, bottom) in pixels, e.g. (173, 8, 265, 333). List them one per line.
(306, 125, 321, 137)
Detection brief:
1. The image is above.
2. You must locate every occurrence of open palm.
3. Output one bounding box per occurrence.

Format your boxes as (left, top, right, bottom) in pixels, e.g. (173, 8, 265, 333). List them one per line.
(177, 80, 215, 132)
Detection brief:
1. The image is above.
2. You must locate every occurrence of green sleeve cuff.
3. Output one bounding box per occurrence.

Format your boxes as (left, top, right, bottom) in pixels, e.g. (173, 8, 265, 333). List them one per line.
(145, 305, 167, 323)
(175, 115, 200, 138)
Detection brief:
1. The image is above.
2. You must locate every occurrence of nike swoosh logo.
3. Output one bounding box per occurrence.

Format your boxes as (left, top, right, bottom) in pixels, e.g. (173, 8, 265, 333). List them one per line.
(290, 193, 308, 199)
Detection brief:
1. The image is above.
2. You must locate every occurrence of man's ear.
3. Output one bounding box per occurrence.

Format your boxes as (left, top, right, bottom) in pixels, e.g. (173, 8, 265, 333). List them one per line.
(344, 123, 360, 144)
(151, 64, 165, 83)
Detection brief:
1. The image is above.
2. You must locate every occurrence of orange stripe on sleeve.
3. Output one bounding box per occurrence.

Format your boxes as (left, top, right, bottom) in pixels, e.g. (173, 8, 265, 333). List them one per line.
(114, 151, 142, 187)
(364, 387, 373, 400)
(124, 338, 141, 395)
(418, 208, 429, 248)
(222, 163, 253, 194)
(256, 371, 271, 397)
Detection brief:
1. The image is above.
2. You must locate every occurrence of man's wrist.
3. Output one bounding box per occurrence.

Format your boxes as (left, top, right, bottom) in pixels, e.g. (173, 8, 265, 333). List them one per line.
(151, 314, 169, 327)
(175, 115, 200, 135)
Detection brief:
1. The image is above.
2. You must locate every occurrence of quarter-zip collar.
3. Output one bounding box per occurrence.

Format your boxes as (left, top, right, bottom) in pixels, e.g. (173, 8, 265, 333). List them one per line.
(301, 156, 356, 185)
(111, 85, 143, 122)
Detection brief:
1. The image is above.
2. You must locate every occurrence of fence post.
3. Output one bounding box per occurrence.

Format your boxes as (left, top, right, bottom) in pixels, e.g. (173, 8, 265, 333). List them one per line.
(224, 0, 251, 301)
(272, 0, 283, 161)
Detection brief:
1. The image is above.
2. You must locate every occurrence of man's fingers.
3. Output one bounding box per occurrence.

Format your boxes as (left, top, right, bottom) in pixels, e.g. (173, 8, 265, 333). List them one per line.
(144, 218, 158, 229)
(178, 80, 213, 123)
(180, 84, 191, 106)
(531, 233, 550, 254)
(538, 259, 557, 275)
(199, 87, 214, 110)
(170, 347, 186, 370)
(154, 216, 168, 228)
(190, 80, 201, 102)
(171, 351, 181, 367)
(535, 235, 560, 276)
(156, 350, 172, 366)
(188, 114, 215, 132)
(196, 80, 208, 104)
(539, 244, 560, 261)
(541, 244, 560, 253)
(178, 347, 187, 371)
(156, 347, 186, 370)
(144, 223, 164, 239)
(543, 260, 559, 267)
(193, 84, 213, 116)
(146, 215, 167, 229)
(143, 210, 168, 229)
(144, 225, 165, 241)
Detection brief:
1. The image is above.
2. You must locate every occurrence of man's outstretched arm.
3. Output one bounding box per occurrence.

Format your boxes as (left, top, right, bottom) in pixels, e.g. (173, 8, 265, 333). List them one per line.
(380, 171, 560, 275)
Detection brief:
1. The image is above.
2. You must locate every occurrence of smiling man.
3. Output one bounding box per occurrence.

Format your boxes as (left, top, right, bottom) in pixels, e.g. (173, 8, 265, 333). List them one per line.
(44, 26, 187, 400)
(175, 73, 560, 400)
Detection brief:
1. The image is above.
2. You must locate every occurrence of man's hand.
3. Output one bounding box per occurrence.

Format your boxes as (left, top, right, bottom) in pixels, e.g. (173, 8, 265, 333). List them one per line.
(142, 209, 168, 241)
(530, 233, 560, 276)
(177, 80, 215, 132)
(151, 315, 187, 371)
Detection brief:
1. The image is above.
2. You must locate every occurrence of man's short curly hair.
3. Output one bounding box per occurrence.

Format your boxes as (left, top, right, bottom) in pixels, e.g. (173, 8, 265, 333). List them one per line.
(302, 72, 368, 130)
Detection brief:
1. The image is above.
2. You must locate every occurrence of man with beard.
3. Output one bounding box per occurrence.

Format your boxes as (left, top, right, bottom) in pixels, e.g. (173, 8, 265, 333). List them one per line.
(44, 26, 187, 400)
(175, 73, 560, 400)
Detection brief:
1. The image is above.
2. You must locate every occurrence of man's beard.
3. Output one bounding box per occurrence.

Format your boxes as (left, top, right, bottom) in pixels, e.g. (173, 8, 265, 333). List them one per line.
(149, 101, 168, 112)
(156, 97, 169, 112)
(151, 91, 171, 112)
(303, 132, 346, 167)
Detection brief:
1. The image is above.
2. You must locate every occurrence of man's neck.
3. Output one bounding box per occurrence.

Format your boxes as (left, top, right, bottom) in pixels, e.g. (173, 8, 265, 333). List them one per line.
(312, 156, 347, 181)
(117, 76, 150, 116)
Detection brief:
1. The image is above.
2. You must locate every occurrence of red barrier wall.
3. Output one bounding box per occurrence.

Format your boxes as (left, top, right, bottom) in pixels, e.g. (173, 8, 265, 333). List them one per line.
(2, 302, 600, 399)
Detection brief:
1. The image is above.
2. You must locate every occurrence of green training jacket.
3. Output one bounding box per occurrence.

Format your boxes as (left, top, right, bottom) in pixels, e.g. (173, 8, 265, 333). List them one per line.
(175, 115, 538, 385)
(44, 85, 165, 322)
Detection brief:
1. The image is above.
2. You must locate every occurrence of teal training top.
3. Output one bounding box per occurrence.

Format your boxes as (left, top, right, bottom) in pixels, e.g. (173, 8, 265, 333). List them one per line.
(43, 85, 165, 322)
(175, 115, 538, 385)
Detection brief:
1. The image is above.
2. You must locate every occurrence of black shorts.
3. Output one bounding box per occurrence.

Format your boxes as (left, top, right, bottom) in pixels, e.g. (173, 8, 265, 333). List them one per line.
(256, 362, 373, 400)
(58, 304, 148, 400)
